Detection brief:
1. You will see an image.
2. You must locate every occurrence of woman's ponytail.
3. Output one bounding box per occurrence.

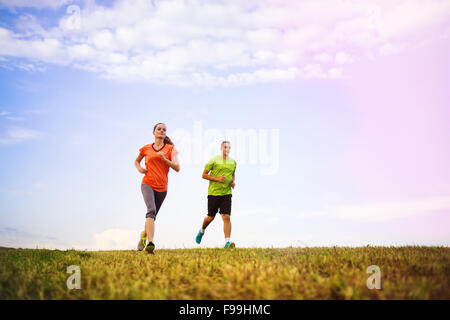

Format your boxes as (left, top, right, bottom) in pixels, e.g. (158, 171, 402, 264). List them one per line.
(164, 136, 174, 146)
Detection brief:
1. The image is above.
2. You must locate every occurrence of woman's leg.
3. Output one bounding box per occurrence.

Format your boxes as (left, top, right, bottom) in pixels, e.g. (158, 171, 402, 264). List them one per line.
(145, 190, 167, 243)
(141, 184, 159, 241)
(145, 217, 155, 243)
(154, 190, 167, 216)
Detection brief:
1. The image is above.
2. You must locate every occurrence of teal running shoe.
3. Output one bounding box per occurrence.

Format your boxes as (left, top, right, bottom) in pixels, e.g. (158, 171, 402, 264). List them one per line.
(196, 230, 204, 244)
(137, 231, 147, 251)
(224, 241, 235, 249)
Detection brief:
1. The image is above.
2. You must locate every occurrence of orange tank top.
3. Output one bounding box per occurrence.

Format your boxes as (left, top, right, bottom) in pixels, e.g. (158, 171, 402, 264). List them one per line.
(139, 143, 178, 192)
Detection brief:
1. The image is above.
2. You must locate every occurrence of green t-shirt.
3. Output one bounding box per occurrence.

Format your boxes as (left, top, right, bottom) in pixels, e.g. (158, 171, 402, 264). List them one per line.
(204, 155, 237, 196)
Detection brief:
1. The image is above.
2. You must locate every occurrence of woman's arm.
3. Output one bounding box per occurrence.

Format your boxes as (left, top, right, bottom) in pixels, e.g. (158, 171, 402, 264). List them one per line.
(158, 150, 180, 172)
(135, 153, 147, 174)
(202, 169, 226, 183)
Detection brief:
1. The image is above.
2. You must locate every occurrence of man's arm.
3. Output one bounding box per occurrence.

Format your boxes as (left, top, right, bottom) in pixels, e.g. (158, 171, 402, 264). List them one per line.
(230, 162, 236, 188)
(202, 169, 226, 183)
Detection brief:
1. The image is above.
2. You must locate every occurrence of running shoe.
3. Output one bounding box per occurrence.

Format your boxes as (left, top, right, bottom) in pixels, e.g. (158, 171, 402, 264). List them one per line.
(196, 230, 204, 244)
(145, 241, 155, 254)
(224, 241, 235, 249)
(137, 231, 147, 251)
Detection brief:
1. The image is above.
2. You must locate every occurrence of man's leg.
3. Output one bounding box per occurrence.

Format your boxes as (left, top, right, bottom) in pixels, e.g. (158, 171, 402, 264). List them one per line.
(220, 195, 234, 248)
(221, 214, 235, 248)
(221, 214, 231, 239)
(196, 195, 219, 244)
(196, 215, 214, 244)
(202, 215, 215, 231)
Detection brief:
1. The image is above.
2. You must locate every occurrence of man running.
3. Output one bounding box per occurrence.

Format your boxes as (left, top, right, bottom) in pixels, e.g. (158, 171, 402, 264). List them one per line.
(196, 141, 236, 248)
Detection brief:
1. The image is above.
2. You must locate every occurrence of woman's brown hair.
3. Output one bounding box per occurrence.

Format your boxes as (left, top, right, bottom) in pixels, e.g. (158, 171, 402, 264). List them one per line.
(153, 123, 174, 146)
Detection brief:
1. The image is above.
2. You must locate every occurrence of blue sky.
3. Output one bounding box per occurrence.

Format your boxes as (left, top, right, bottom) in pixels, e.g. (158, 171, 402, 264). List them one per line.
(1, 0, 449, 249)
(0, 65, 358, 249)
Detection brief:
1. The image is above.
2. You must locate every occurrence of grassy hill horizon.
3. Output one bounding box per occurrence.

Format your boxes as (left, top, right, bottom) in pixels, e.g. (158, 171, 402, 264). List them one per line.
(0, 246, 449, 299)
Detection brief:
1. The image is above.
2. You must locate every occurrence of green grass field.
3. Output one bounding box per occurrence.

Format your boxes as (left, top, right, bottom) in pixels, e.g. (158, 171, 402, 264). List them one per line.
(0, 246, 449, 299)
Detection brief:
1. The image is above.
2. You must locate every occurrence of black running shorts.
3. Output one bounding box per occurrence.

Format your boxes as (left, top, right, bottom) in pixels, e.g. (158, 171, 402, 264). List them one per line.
(207, 194, 232, 217)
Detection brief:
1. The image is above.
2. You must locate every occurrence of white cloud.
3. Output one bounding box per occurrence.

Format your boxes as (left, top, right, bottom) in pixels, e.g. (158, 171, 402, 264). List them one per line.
(5, 116, 24, 121)
(314, 53, 333, 63)
(299, 195, 450, 222)
(0, 227, 67, 250)
(328, 67, 343, 79)
(379, 42, 406, 56)
(91, 228, 138, 250)
(264, 217, 279, 225)
(0, 0, 449, 86)
(0, 227, 139, 251)
(0, 126, 41, 145)
(0, 0, 72, 10)
(335, 51, 354, 64)
(33, 181, 46, 190)
(234, 206, 273, 217)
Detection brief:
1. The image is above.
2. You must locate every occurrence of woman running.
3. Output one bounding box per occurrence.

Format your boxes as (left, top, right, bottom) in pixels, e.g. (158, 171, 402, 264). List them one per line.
(135, 122, 180, 254)
(195, 141, 237, 248)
